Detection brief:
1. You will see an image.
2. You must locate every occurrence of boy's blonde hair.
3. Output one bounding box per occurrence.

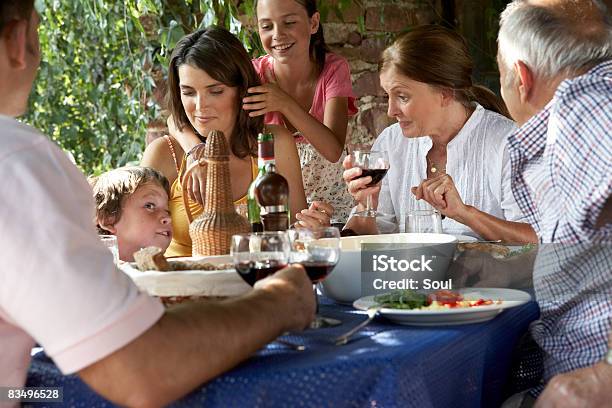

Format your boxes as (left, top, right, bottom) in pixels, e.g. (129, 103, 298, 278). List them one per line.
(90, 166, 170, 234)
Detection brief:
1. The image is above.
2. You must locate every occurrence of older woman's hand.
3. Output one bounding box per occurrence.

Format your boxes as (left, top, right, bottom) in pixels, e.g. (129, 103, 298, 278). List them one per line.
(295, 201, 334, 229)
(342, 155, 381, 209)
(411, 174, 469, 221)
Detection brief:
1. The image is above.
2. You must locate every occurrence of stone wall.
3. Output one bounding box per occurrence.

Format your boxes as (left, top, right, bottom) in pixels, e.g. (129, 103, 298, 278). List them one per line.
(322, 0, 439, 147)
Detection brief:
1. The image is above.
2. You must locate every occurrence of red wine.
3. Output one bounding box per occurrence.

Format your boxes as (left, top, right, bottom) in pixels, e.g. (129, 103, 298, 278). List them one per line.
(235, 259, 287, 286)
(302, 261, 336, 283)
(359, 168, 388, 187)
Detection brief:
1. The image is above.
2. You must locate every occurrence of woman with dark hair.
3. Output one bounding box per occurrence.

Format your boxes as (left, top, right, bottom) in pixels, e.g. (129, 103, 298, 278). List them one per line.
(171, 0, 358, 223)
(343, 25, 537, 243)
(142, 26, 307, 257)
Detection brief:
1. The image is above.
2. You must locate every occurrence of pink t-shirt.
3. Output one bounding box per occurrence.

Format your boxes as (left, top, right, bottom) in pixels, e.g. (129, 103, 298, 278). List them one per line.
(251, 53, 358, 220)
(0, 116, 164, 391)
(251, 53, 358, 125)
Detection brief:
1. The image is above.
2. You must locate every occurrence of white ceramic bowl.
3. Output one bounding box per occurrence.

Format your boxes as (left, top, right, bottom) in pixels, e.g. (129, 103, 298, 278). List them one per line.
(321, 233, 457, 304)
(120, 255, 251, 298)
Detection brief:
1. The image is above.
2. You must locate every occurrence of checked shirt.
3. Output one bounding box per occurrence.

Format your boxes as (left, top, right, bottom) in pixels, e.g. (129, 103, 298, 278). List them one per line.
(507, 60, 612, 388)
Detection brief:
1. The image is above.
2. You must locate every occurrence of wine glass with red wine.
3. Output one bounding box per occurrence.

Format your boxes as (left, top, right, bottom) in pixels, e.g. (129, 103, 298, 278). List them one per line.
(350, 150, 390, 217)
(288, 227, 341, 329)
(231, 232, 290, 286)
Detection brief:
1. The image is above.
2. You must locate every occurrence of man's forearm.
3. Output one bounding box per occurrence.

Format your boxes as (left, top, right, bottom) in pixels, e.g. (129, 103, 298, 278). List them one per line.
(79, 290, 287, 407)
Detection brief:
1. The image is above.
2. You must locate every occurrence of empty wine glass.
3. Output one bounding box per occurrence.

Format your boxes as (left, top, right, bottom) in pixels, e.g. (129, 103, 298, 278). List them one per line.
(351, 150, 390, 217)
(231, 232, 290, 286)
(288, 227, 341, 328)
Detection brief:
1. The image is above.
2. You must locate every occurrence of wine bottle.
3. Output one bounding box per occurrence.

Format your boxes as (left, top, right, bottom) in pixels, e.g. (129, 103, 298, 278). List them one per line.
(247, 132, 274, 232)
(254, 162, 289, 231)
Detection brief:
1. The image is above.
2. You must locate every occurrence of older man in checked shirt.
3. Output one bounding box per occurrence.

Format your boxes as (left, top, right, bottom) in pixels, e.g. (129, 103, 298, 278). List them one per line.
(496, 0, 612, 407)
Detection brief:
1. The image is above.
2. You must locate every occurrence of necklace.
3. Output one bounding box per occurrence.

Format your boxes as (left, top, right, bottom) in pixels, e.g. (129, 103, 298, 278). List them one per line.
(427, 157, 446, 174)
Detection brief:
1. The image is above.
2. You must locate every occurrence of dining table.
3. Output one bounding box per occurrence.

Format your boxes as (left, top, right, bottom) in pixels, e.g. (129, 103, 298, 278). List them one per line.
(27, 297, 539, 408)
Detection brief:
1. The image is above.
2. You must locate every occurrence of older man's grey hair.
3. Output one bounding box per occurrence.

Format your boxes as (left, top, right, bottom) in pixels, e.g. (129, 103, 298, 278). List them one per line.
(498, 0, 612, 80)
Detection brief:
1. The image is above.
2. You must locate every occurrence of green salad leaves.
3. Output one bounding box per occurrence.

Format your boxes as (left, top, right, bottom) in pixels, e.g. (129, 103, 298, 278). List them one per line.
(373, 290, 428, 309)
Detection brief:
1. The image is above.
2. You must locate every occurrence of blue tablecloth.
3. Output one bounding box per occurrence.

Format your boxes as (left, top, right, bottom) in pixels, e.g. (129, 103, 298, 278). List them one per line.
(27, 298, 539, 408)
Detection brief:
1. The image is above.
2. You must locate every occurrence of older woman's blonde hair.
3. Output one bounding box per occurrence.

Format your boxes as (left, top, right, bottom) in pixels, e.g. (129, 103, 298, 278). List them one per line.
(380, 25, 510, 118)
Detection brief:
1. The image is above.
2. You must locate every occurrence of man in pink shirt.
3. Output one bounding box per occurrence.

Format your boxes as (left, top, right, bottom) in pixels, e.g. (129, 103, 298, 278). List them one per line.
(0, 2, 315, 406)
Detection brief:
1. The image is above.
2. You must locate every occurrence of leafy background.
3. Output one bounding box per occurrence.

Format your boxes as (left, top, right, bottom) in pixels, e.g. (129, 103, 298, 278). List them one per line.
(25, 0, 356, 175)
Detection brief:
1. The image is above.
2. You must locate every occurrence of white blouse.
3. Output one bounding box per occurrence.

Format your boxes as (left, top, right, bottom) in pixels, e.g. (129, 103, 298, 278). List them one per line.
(367, 104, 525, 237)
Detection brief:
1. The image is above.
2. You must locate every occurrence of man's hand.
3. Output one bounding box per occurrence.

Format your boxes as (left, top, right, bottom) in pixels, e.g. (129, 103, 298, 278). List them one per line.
(535, 361, 612, 408)
(411, 174, 469, 221)
(254, 264, 316, 332)
(342, 155, 381, 209)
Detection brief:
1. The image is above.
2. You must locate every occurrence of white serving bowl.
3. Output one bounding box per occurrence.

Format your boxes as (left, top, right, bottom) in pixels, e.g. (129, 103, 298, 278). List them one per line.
(320, 233, 457, 304)
(120, 255, 251, 299)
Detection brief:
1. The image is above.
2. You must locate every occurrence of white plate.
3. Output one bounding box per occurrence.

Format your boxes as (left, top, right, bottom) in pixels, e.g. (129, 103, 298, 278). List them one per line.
(353, 288, 531, 326)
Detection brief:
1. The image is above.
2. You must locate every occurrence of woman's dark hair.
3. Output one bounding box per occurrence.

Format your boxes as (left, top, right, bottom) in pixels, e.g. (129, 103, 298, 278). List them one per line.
(0, 0, 34, 32)
(256, 0, 329, 74)
(295, 0, 329, 74)
(379, 25, 510, 118)
(167, 26, 264, 158)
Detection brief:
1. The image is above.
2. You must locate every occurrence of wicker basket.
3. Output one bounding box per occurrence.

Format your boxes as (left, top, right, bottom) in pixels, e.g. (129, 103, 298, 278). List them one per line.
(182, 130, 250, 256)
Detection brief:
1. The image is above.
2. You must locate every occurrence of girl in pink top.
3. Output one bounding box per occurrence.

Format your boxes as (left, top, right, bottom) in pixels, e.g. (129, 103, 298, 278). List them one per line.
(170, 0, 357, 221)
(245, 0, 357, 221)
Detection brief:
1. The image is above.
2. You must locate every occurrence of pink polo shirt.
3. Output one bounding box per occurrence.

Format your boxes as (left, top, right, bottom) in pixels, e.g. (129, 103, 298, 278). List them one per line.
(0, 116, 164, 392)
(251, 53, 358, 125)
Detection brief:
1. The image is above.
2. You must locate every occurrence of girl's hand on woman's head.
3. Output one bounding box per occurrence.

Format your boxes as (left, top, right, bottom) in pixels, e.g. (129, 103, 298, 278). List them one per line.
(411, 174, 467, 220)
(295, 201, 333, 229)
(242, 69, 293, 117)
(342, 155, 381, 208)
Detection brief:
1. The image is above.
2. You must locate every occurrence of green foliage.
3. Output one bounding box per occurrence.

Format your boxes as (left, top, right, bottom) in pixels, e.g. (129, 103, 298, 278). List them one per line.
(25, 0, 356, 175)
(25, 0, 259, 175)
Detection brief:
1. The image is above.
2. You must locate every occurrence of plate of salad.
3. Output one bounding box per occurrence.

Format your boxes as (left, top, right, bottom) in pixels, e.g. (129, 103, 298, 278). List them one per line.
(353, 288, 531, 326)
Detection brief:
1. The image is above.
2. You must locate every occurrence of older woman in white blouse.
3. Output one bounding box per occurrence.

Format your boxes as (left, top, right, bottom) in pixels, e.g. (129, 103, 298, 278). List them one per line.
(343, 25, 536, 243)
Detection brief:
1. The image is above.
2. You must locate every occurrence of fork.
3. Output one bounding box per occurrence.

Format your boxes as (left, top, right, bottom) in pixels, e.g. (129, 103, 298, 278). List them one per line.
(274, 338, 306, 351)
(333, 307, 381, 346)
(457, 239, 503, 244)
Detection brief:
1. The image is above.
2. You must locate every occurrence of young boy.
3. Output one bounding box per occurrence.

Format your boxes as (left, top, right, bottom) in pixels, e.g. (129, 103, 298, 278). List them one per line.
(90, 166, 172, 261)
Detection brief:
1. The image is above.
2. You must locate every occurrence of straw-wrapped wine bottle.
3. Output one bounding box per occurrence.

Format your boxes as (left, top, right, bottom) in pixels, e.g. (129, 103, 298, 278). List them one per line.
(182, 130, 250, 256)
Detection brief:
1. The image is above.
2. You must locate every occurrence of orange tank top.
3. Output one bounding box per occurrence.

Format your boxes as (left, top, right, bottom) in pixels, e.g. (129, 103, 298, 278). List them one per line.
(164, 136, 258, 257)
